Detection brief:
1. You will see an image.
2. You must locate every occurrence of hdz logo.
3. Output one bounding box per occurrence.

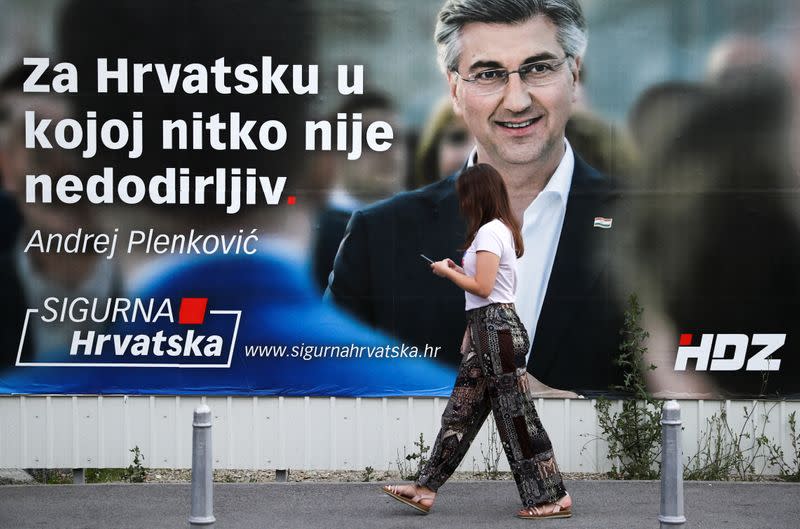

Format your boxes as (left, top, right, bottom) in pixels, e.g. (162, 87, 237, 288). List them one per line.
(17, 297, 241, 368)
(674, 333, 785, 372)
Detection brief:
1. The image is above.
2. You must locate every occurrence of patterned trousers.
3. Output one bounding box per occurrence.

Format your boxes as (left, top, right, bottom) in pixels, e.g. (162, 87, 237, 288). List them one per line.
(416, 303, 567, 507)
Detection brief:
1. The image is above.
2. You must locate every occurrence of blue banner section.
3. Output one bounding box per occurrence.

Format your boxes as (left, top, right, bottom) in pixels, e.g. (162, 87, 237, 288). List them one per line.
(0, 250, 457, 396)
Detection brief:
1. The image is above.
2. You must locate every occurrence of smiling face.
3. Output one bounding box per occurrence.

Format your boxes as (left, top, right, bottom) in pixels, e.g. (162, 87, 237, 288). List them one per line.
(448, 16, 580, 175)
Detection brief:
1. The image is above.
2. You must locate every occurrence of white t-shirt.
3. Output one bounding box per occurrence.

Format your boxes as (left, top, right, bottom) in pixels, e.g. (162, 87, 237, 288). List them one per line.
(462, 219, 517, 310)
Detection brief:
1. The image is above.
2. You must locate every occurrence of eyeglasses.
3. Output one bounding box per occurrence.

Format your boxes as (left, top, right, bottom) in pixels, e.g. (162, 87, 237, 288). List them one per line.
(453, 56, 572, 95)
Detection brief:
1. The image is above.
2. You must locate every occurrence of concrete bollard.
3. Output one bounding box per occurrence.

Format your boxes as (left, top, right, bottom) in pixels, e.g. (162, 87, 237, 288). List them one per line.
(659, 400, 686, 528)
(189, 404, 215, 528)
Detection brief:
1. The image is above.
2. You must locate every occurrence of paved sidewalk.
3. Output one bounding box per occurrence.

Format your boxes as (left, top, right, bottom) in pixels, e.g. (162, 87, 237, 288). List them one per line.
(1, 479, 798, 529)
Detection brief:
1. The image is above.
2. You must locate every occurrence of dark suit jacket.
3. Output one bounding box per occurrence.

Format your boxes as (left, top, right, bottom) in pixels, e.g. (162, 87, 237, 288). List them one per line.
(326, 155, 625, 394)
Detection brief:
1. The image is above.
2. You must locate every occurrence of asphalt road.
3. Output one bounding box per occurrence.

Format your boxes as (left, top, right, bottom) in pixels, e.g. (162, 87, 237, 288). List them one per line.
(1, 479, 798, 529)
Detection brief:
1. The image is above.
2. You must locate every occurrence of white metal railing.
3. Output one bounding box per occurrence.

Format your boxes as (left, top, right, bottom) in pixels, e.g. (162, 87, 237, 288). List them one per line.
(1, 396, 798, 473)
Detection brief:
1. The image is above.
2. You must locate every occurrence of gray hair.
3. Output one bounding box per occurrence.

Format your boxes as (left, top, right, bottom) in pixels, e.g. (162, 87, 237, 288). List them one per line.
(434, 0, 588, 73)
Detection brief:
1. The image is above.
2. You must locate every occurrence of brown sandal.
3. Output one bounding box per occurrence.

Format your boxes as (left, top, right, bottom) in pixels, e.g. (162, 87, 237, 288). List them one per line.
(517, 493, 572, 519)
(382, 484, 435, 514)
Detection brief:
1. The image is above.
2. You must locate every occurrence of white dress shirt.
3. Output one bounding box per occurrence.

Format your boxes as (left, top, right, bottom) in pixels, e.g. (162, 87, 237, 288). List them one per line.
(466, 139, 574, 362)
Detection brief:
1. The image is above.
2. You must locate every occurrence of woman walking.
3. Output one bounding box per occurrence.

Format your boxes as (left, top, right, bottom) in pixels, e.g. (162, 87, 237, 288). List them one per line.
(383, 163, 572, 519)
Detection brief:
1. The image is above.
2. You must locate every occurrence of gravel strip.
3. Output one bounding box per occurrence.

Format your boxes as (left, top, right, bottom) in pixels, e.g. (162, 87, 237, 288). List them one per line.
(6, 468, 789, 485)
(140, 469, 606, 483)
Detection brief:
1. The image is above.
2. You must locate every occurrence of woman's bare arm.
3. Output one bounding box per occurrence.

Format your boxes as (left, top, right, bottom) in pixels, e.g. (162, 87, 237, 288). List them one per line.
(431, 251, 499, 298)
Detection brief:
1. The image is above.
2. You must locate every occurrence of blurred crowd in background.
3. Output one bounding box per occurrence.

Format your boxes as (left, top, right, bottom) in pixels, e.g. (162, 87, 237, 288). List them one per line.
(1, 0, 799, 396)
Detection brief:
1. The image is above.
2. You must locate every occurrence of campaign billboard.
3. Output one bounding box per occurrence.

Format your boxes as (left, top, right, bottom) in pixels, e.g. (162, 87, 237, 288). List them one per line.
(0, 0, 798, 398)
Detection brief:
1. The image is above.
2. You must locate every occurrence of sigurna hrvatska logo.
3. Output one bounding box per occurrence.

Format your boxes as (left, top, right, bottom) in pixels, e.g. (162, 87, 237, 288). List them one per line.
(16, 297, 241, 368)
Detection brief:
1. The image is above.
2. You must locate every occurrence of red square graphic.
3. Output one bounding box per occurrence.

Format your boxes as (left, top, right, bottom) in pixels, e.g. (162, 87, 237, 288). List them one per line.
(179, 298, 208, 324)
(679, 333, 693, 346)
(287, 196, 296, 205)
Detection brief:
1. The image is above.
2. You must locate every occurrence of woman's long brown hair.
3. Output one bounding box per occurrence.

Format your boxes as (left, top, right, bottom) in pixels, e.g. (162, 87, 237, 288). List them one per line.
(456, 163, 524, 258)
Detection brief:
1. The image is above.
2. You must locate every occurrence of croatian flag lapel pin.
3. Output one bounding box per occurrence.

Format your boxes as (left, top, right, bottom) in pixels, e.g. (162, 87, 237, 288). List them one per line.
(593, 217, 613, 229)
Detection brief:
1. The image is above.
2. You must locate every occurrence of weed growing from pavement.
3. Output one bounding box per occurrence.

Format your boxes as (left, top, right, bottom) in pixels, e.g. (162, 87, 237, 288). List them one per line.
(473, 418, 503, 480)
(685, 404, 774, 480)
(123, 446, 147, 483)
(682, 367, 800, 481)
(764, 411, 800, 481)
(593, 294, 663, 479)
(395, 433, 430, 481)
(682, 392, 795, 481)
(361, 466, 376, 482)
